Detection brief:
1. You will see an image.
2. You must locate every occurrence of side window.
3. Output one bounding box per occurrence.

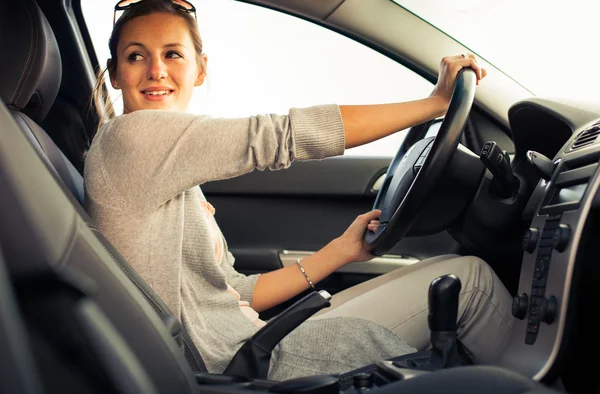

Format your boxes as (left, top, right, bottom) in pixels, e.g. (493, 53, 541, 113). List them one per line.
(81, 0, 434, 157)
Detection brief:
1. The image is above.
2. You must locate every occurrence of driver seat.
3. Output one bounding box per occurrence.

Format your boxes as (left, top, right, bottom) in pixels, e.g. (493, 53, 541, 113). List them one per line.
(0, 0, 83, 205)
(0, 0, 207, 374)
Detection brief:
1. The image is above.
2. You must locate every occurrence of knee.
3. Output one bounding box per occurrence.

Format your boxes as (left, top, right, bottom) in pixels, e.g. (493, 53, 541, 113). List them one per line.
(459, 256, 499, 295)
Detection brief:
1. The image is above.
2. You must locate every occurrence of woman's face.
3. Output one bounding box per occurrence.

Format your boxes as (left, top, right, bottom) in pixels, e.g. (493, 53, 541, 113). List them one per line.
(111, 12, 205, 114)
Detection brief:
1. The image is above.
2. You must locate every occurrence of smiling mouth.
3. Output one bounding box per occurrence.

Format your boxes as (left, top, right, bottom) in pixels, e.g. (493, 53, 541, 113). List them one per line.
(142, 90, 174, 97)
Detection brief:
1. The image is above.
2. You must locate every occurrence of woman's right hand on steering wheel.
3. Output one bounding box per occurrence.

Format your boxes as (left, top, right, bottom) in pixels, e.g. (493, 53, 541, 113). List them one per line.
(336, 209, 382, 264)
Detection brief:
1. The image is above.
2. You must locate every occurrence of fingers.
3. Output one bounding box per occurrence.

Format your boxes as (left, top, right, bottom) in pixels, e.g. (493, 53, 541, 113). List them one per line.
(367, 220, 380, 232)
(356, 209, 381, 233)
(463, 54, 485, 84)
(359, 209, 381, 222)
(444, 53, 486, 85)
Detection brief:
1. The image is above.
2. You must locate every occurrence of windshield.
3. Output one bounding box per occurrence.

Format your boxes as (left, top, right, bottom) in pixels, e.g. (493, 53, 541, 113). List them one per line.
(393, 0, 600, 103)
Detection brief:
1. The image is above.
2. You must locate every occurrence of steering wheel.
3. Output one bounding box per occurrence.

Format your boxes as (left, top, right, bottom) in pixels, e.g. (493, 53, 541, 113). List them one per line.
(365, 68, 477, 256)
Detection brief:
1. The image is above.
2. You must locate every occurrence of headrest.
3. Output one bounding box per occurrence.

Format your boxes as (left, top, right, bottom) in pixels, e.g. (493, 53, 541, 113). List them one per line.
(0, 0, 62, 123)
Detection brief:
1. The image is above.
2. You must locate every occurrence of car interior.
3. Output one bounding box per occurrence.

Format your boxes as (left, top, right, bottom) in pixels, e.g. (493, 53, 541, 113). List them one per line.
(1, 0, 599, 393)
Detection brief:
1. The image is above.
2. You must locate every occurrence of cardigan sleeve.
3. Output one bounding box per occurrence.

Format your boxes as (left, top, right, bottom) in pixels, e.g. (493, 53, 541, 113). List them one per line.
(219, 250, 260, 306)
(86, 105, 345, 214)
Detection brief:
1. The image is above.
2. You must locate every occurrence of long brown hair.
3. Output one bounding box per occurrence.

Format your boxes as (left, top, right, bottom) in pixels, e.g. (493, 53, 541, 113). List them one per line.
(91, 0, 206, 128)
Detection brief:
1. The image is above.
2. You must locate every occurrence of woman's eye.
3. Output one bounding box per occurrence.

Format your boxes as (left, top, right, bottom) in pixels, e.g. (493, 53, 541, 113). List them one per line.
(166, 51, 183, 59)
(127, 53, 143, 62)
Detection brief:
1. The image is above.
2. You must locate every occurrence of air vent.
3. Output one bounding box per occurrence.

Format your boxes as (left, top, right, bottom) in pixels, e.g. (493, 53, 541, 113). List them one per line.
(571, 121, 600, 151)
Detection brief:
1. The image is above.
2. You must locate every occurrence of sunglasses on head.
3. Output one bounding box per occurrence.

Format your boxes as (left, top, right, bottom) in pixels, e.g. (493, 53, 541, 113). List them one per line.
(114, 0, 197, 25)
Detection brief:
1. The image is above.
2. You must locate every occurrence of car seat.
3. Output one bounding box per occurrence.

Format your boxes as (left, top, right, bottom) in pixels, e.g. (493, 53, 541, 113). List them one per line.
(0, 0, 208, 374)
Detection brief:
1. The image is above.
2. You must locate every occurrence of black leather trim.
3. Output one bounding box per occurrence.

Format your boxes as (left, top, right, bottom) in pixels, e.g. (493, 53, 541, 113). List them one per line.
(374, 366, 558, 394)
(0, 0, 62, 123)
(0, 245, 43, 394)
(0, 101, 200, 394)
(1, 5, 206, 369)
(12, 111, 84, 205)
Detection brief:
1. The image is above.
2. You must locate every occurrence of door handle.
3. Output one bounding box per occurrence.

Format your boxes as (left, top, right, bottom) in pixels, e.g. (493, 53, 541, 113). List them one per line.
(370, 173, 387, 193)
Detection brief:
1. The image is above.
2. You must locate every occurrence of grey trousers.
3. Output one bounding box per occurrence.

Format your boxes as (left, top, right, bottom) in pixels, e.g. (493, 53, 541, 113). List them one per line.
(311, 254, 515, 365)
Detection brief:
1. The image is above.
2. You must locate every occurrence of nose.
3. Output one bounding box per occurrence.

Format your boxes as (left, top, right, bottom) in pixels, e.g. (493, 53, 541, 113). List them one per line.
(147, 56, 168, 81)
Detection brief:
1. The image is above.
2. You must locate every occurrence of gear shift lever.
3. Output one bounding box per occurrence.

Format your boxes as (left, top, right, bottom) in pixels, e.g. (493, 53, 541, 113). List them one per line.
(427, 274, 463, 368)
(428, 274, 460, 331)
(390, 274, 468, 371)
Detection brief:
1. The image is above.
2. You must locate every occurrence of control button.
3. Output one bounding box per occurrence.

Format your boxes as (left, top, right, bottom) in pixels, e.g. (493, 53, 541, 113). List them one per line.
(526, 150, 555, 180)
(537, 255, 550, 263)
(353, 372, 374, 389)
(537, 247, 552, 258)
(534, 264, 545, 279)
(552, 224, 571, 252)
(541, 296, 558, 324)
(482, 142, 492, 157)
(522, 228, 539, 253)
(525, 332, 537, 345)
(512, 293, 528, 319)
(536, 259, 547, 278)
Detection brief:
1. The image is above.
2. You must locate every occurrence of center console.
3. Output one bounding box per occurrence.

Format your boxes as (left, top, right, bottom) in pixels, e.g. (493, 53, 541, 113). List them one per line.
(496, 120, 600, 380)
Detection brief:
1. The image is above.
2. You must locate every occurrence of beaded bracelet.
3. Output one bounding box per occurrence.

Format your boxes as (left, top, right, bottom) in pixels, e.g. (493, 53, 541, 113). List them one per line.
(296, 258, 315, 289)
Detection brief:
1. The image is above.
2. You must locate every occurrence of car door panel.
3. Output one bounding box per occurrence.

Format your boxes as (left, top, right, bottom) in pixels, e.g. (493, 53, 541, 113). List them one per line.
(203, 157, 461, 283)
(203, 156, 389, 196)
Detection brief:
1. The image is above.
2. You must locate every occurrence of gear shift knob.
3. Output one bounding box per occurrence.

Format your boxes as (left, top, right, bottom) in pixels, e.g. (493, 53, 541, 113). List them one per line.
(428, 274, 462, 332)
(387, 273, 469, 371)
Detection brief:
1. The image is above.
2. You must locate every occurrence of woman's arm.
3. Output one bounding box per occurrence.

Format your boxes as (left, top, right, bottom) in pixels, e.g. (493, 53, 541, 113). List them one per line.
(340, 54, 485, 149)
(340, 96, 447, 149)
(251, 54, 487, 312)
(251, 210, 381, 312)
(94, 105, 345, 213)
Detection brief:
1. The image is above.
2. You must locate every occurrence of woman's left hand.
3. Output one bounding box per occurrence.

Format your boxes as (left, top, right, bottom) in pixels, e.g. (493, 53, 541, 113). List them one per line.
(336, 209, 382, 264)
(432, 53, 487, 107)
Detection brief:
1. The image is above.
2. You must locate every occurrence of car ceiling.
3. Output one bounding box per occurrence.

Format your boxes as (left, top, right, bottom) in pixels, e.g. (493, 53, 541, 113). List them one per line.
(239, 0, 533, 129)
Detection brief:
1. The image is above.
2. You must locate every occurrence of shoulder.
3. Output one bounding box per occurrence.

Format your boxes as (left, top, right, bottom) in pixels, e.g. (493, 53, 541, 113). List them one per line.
(105, 110, 198, 138)
(106, 109, 204, 134)
(92, 111, 201, 153)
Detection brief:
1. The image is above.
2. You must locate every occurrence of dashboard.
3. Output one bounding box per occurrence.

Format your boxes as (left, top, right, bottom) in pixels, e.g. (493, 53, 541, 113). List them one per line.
(496, 98, 600, 380)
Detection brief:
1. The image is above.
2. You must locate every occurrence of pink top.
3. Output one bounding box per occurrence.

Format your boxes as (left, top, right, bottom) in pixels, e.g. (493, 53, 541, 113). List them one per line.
(200, 200, 266, 328)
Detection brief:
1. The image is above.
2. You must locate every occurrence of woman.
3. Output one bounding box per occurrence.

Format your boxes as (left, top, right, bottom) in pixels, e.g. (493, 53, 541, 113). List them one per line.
(84, 0, 514, 381)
